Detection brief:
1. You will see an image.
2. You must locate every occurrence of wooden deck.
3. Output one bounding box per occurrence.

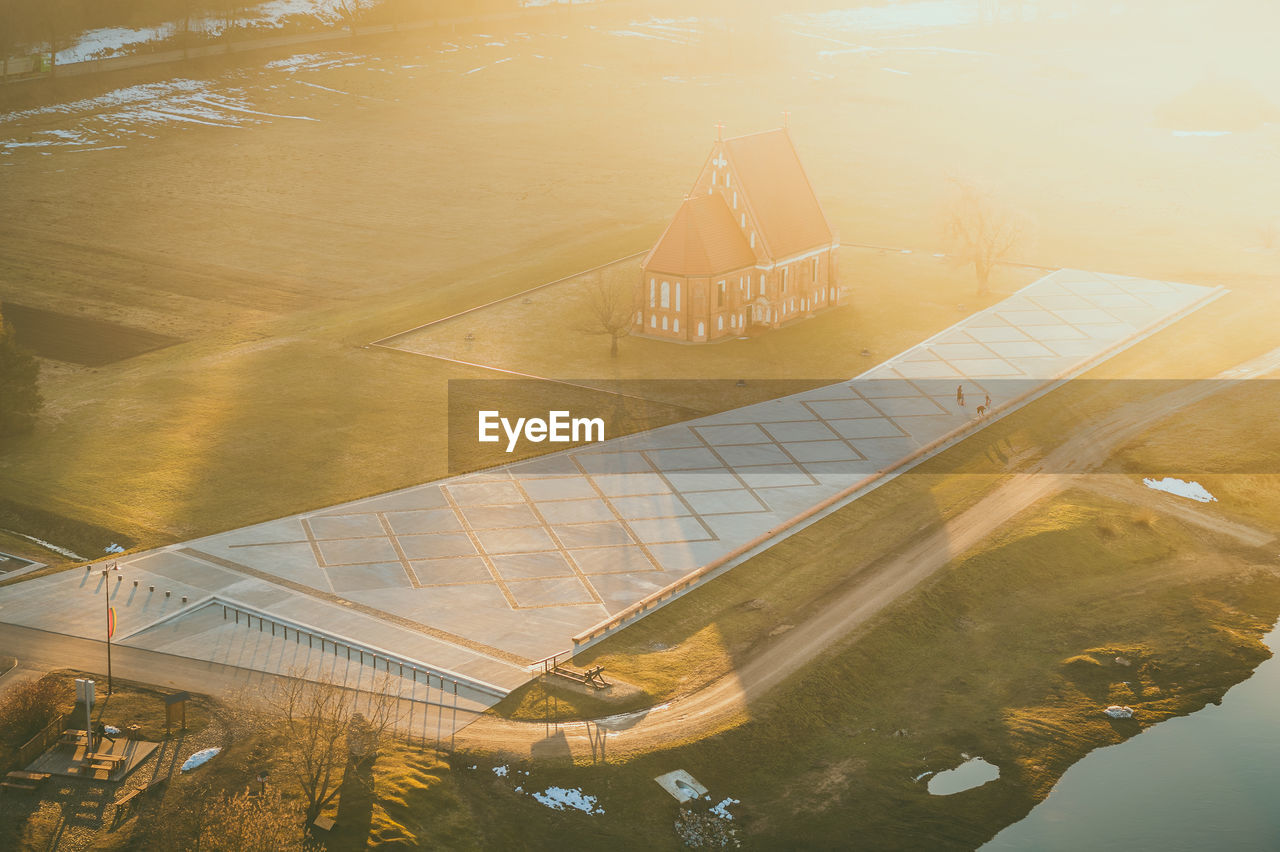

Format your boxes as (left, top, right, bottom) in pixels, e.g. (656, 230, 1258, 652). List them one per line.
(26, 731, 159, 783)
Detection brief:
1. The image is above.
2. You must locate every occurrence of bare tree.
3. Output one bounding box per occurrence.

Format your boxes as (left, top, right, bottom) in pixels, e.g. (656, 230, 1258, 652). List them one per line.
(333, 0, 365, 35)
(222, 0, 243, 48)
(944, 178, 1027, 296)
(269, 670, 398, 826)
(175, 0, 197, 59)
(578, 271, 638, 358)
(39, 0, 78, 76)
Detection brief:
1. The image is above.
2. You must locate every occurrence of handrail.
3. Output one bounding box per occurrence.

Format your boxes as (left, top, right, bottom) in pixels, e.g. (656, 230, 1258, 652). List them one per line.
(213, 597, 507, 699)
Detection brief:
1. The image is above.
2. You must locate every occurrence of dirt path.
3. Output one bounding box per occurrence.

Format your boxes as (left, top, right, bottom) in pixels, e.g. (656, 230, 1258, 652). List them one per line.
(454, 350, 1280, 760)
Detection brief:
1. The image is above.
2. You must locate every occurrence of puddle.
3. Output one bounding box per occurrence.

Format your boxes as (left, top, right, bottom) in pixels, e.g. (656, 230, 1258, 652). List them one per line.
(927, 757, 1000, 795)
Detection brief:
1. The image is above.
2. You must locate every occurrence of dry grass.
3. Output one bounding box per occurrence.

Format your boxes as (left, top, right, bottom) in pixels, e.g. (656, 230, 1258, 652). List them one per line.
(389, 248, 1032, 387)
(453, 490, 1280, 849)
(1115, 378, 1280, 528)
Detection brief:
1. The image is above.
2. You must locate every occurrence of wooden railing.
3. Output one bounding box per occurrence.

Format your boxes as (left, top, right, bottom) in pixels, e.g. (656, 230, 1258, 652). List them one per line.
(15, 712, 67, 770)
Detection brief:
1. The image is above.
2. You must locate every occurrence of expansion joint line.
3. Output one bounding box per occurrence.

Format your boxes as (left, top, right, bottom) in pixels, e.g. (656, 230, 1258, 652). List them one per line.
(176, 547, 530, 668)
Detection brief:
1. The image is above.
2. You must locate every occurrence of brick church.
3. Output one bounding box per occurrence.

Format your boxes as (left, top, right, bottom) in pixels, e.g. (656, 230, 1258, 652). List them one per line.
(637, 121, 840, 343)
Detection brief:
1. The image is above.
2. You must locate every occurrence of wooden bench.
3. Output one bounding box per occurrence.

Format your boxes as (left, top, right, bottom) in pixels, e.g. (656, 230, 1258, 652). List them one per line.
(110, 787, 145, 826)
(1, 780, 40, 792)
(114, 788, 142, 807)
(2, 770, 51, 792)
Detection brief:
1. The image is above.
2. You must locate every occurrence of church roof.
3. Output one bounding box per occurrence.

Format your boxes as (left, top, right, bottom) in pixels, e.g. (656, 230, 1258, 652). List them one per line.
(722, 129, 834, 259)
(642, 193, 757, 277)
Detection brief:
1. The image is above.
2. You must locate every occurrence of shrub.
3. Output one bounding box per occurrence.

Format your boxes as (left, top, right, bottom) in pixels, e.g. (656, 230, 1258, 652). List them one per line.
(0, 674, 71, 743)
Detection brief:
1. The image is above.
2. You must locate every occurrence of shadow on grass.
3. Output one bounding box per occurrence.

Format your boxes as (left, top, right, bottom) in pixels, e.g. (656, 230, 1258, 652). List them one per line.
(330, 756, 376, 848)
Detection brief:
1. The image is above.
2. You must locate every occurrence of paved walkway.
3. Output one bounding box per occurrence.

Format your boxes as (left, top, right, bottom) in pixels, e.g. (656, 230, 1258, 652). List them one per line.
(0, 270, 1221, 701)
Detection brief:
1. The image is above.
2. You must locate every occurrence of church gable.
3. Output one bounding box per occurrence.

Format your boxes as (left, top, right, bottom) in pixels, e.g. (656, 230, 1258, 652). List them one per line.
(690, 139, 765, 261)
(642, 193, 756, 277)
(721, 129, 834, 261)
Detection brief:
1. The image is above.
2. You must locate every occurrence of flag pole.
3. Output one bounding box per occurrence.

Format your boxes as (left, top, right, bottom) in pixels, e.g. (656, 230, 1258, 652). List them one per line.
(102, 562, 115, 694)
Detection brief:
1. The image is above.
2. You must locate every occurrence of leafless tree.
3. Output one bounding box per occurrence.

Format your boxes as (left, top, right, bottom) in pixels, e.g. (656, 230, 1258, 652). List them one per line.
(578, 271, 638, 358)
(39, 0, 78, 76)
(943, 178, 1027, 296)
(175, 0, 197, 59)
(333, 0, 365, 35)
(221, 0, 243, 46)
(269, 669, 398, 826)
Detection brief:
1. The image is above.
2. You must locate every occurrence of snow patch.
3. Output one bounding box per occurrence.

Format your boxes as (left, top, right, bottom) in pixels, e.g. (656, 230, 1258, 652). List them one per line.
(710, 797, 740, 820)
(181, 747, 221, 771)
(1143, 477, 1217, 503)
(531, 786, 605, 814)
(493, 765, 509, 777)
(0, 529, 85, 560)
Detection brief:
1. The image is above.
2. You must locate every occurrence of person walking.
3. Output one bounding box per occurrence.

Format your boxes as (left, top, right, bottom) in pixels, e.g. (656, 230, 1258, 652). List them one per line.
(956, 384, 965, 407)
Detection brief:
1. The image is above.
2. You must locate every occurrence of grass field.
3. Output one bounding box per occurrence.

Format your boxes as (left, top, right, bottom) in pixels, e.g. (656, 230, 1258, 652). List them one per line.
(2, 2, 1279, 559)
(1116, 380, 1280, 527)
(465, 490, 1280, 849)
(388, 247, 1032, 387)
(1, 303, 183, 367)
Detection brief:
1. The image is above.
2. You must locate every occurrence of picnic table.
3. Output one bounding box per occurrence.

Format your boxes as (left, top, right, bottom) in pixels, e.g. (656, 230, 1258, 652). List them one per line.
(85, 752, 128, 770)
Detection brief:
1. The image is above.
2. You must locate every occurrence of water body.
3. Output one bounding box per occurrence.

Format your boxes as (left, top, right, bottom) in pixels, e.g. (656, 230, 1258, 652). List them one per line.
(928, 757, 1001, 795)
(985, 624, 1280, 850)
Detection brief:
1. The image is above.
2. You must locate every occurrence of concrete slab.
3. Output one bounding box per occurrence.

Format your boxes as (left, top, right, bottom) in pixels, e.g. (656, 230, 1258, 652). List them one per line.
(0, 270, 1222, 700)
